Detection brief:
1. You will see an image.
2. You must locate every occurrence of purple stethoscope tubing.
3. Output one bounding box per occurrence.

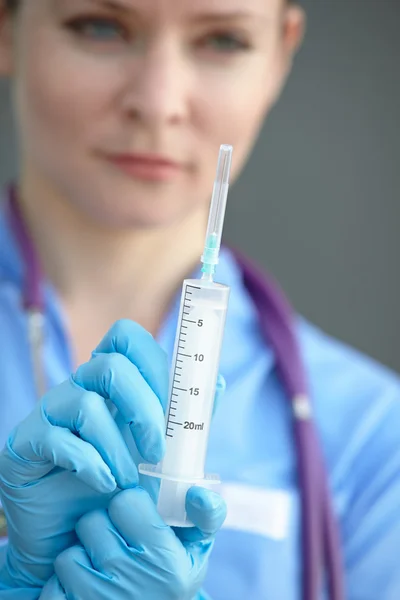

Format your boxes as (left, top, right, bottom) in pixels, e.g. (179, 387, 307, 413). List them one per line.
(234, 248, 344, 600)
(6, 186, 344, 600)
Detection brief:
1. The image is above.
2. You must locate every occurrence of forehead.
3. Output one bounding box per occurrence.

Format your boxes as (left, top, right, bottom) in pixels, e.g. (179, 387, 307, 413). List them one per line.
(52, 0, 283, 20)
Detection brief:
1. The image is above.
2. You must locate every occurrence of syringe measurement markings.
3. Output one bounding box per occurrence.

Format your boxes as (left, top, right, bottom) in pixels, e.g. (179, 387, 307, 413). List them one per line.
(186, 285, 201, 290)
(166, 282, 199, 435)
(166, 308, 188, 433)
(182, 319, 196, 324)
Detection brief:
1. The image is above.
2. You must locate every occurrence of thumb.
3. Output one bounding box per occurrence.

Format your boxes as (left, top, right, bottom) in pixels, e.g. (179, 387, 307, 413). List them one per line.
(39, 575, 67, 599)
(174, 486, 227, 546)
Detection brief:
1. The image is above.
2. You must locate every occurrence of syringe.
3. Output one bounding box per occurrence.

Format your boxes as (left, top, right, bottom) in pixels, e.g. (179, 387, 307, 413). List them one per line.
(139, 144, 233, 527)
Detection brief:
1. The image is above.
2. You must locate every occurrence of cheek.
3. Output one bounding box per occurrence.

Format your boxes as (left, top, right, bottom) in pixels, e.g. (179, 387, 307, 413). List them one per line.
(14, 30, 118, 160)
(197, 55, 282, 180)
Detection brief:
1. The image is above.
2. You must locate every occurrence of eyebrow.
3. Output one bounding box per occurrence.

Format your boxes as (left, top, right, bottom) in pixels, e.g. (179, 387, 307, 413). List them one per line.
(189, 11, 270, 25)
(67, 0, 133, 13)
(74, 1, 265, 18)
(62, 1, 269, 26)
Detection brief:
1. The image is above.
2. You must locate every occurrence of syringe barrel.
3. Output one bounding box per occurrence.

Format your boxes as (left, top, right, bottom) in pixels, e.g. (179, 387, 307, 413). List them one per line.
(161, 278, 230, 480)
(139, 278, 230, 526)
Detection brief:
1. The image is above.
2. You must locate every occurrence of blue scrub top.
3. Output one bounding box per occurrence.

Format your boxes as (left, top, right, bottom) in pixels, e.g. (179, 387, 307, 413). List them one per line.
(1, 198, 400, 600)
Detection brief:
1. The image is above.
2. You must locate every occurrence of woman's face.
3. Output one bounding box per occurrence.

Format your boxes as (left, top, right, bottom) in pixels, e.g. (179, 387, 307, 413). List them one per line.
(0, 0, 304, 228)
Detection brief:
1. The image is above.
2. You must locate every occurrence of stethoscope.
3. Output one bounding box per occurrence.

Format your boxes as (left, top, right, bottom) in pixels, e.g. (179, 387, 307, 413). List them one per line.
(4, 185, 345, 600)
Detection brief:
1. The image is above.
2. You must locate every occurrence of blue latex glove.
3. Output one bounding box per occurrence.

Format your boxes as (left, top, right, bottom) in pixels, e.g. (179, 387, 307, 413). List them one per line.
(39, 485, 226, 600)
(0, 320, 169, 589)
(0, 546, 41, 599)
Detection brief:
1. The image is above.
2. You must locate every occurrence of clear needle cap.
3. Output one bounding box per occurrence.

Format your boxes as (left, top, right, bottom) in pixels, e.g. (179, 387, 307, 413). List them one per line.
(201, 144, 233, 276)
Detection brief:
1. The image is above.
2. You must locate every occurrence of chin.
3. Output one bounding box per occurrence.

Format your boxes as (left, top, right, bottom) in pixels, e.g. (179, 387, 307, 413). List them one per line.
(74, 185, 193, 230)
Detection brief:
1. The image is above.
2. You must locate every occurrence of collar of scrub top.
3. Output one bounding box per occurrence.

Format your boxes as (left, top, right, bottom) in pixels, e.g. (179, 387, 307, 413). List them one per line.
(4, 184, 344, 600)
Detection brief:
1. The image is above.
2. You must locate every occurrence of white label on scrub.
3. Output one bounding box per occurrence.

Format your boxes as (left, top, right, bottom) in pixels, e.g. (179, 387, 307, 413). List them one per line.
(212, 483, 292, 540)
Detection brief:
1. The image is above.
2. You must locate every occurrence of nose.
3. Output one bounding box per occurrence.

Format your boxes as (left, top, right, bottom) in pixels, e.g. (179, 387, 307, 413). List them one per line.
(120, 38, 191, 128)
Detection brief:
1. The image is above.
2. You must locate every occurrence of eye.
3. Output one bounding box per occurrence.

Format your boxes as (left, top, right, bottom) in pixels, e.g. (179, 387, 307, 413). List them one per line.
(199, 32, 251, 53)
(65, 16, 128, 42)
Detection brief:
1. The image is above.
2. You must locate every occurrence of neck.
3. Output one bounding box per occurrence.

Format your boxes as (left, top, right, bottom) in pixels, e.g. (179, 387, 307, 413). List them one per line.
(18, 174, 207, 359)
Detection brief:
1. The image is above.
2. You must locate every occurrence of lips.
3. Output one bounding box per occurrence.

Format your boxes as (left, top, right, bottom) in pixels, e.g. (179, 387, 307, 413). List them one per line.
(104, 152, 184, 182)
(114, 153, 181, 167)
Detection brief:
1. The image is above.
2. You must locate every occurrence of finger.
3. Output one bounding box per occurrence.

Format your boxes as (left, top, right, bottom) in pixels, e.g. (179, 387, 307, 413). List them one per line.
(94, 319, 169, 408)
(32, 425, 118, 494)
(175, 487, 227, 545)
(73, 353, 166, 464)
(79, 490, 212, 593)
(3, 376, 138, 491)
(186, 487, 227, 535)
(43, 379, 138, 489)
(0, 590, 45, 600)
(107, 488, 218, 589)
(75, 509, 126, 576)
(39, 575, 67, 599)
(1, 414, 117, 494)
(107, 488, 187, 566)
(76, 500, 185, 579)
(54, 545, 98, 600)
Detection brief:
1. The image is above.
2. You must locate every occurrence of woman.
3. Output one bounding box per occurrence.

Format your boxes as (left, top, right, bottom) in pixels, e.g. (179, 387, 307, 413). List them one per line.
(0, 0, 400, 598)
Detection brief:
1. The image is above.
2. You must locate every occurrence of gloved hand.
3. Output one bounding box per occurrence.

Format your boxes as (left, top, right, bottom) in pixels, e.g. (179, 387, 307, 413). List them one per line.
(0, 320, 170, 589)
(39, 485, 226, 600)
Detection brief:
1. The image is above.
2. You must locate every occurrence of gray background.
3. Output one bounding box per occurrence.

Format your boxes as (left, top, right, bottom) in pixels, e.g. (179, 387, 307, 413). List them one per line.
(1, 0, 399, 372)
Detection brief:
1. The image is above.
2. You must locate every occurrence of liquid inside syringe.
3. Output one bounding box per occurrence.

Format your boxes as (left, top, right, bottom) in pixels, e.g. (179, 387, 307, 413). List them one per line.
(162, 280, 229, 482)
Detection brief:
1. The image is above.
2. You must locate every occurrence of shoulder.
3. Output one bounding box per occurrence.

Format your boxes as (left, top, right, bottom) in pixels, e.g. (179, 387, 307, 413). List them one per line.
(297, 318, 400, 484)
(298, 317, 400, 399)
(297, 325, 400, 589)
